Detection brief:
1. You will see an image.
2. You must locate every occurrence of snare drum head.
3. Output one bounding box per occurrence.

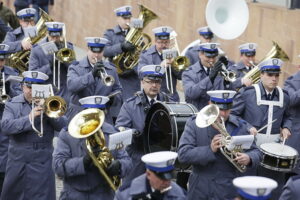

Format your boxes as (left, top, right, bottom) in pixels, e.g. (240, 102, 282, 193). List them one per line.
(260, 143, 298, 157)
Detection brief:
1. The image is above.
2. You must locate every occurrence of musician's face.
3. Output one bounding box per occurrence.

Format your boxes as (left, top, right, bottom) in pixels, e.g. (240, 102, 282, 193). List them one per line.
(48, 35, 61, 43)
(260, 72, 280, 92)
(219, 109, 231, 122)
(117, 16, 131, 30)
(155, 39, 170, 53)
(199, 52, 217, 68)
(141, 77, 161, 98)
(87, 50, 103, 64)
(22, 84, 32, 102)
(0, 59, 5, 68)
(241, 54, 255, 67)
(146, 170, 171, 191)
(199, 35, 213, 43)
(19, 19, 35, 28)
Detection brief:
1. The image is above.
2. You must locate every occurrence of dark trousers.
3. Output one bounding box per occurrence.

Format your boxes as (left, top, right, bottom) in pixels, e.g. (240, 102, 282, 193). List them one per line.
(0, 172, 5, 196)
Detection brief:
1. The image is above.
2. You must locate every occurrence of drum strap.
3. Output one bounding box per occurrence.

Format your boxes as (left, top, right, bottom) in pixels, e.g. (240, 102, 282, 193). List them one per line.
(135, 91, 151, 113)
(254, 84, 283, 138)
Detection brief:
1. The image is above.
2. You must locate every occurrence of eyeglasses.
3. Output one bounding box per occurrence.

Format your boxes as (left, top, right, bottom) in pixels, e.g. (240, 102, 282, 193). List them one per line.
(143, 79, 162, 85)
(156, 40, 170, 45)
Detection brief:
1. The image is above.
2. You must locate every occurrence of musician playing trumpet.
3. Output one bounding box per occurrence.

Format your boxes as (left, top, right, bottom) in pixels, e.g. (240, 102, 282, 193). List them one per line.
(0, 71, 67, 200)
(178, 90, 261, 200)
(29, 22, 74, 103)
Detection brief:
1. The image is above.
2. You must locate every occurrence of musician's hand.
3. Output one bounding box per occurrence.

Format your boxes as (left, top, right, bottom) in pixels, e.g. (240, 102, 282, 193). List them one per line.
(281, 128, 291, 139)
(121, 41, 135, 52)
(92, 61, 105, 77)
(234, 152, 251, 166)
(107, 160, 121, 176)
(241, 77, 253, 87)
(28, 105, 43, 121)
(210, 134, 223, 152)
(249, 127, 258, 136)
(83, 154, 92, 170)
(21, 39, 32, 50)
(209, 61, 222, 83)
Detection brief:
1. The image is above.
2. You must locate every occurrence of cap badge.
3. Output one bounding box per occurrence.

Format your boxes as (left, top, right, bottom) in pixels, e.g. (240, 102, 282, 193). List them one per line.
(94, 38, 100, 43)
(0, 45, 5, 50)
(95, 97, 102, 104)
(222, 93, 230, 99)
(167, 159, 174, 166)
(31, 72, 38, 79)
(126, 7, 130, 11)
(272, 59, 279, 65)
(257, 188, 267, 196)
(162, 27, 167, 32)
(249, 44, 254, 49)
(26, 9, 30, 14)
(53, 24, 59, 28)
(155, 66, 161, 73)
(210, 44, 216, 49)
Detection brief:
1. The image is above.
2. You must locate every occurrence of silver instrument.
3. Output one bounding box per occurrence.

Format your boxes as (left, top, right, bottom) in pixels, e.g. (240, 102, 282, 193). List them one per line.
(0, 72, 10, 104)
(196, 104, 247, 173)
(94, 58, 115, 87)
(162, 49, 177, 94)
(220, 64, 237, 82)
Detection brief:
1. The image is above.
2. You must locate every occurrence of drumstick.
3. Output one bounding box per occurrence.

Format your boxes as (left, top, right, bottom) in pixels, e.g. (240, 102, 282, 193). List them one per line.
(257, 119, 277, 133)
(281, 137, 286, 152)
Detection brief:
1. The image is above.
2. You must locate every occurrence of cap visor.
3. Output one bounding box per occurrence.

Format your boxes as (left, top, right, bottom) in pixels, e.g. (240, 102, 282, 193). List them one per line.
(155, 171, 174, 180)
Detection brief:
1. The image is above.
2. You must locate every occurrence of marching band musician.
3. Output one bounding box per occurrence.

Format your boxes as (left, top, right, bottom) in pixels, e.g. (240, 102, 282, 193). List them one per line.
(0, 43, 22, 194)
(228, 43, 257, 80)
(115, 151, 186, 200)
(0, 71, 67, 200)
(138, 26, 182, 102)
(103, 5, 140, 101)
(53, 95, 132, 200)
(283, 61, 300, 176)
(279, 175, 300, 200)
(233, 176, 278, 200)
(115, 64, 172, 189)
(29, 21, 73, 103)
(184, 26, 214, 66)
(182, 43, 246, 111)
(177, 90, 261, 200)
(231, 58, 292, 199)
(3, 8, 36, 52)
(67, 37, 122, 125)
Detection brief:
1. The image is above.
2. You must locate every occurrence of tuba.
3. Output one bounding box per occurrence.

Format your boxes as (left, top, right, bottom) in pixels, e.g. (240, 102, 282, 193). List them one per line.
(8, 9, 53, 72)
(113, 4, 158, 75)
(196, 104, 247, 173)
(244, 41, 290, 84)
(68, 108, 121, 191)
(0, 72, 10, 104)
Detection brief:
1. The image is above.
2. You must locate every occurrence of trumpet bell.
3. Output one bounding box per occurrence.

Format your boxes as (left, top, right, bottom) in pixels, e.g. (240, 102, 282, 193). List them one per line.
(45, 96, 67, 118)
(102, 75, 115, 87)
(196, 104, 220, 128)
(56, 48, 76, 63)
(68, 108, 105, 139)
(206, 0, 249, 40)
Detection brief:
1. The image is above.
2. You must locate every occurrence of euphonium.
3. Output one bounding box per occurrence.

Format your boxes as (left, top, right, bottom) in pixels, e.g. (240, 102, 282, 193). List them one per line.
(244, 41, 290, 84)
(0, 72, 10, 104)
(113, 4, 158, 75)
(196, 104, 246, 173)
(8, 9, 53, 72)
(68, 108, 121, 191)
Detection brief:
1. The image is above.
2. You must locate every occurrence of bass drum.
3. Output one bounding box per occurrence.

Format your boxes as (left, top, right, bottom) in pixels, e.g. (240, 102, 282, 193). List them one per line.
(143, 102, 197, 155)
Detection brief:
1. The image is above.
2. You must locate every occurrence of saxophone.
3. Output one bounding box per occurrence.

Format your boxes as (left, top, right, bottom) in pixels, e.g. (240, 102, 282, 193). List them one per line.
(113, 4, 158, 75)
(196, 104, 246, 173)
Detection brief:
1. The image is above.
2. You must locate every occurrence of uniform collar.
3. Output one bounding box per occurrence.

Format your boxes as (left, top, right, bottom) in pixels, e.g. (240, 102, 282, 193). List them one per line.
(113, 25, 123, 34)
(12, 26, 23, 35)
(148, 45, 158, 55)
(227, 115, 240, 127)
(11, 94, 27, 103)
(236, 61, 248, 70)
(259, 82, 279, 99)
(196, 61, 207, 73)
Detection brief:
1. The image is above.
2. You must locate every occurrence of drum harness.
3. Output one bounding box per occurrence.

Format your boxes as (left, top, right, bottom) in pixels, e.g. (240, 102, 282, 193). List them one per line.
(135, 91, 169, 113)
(254, 84, 284, 144)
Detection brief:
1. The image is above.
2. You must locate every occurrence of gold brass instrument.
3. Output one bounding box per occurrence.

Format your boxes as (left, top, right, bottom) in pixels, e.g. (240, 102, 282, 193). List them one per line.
(0, 72, 10, 104)
(31, 85, 67, 137)
(94, 58, 115, 87)
(196, 104, 247, 173)
(68, 108, 121, 191)
(8, 9, 53, 72)
(244, 41, 290, 84)
(113, 4, 158, 75)
(53, 25, 76, 91)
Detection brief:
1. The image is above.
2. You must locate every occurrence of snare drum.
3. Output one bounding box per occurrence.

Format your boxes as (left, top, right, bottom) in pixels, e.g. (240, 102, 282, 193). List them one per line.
(143, 102, 197, 154)
(260, 143, 299, 172)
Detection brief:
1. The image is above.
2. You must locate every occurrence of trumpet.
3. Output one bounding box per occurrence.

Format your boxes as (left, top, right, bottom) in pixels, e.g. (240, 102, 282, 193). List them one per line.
(31, 85, 67, 137)
(0, 72, 10, 104)
(94, 58, 115, 87)
(209, 56, 237, 82)
(53, 25, 76, 91)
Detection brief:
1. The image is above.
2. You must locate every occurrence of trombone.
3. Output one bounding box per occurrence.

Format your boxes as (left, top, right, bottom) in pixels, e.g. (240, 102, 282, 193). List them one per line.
(31, 84, 67, 137)
(0, 72, 10, 104)
(53, 25, 76, 91)
(94, 58, 115, 87)
(162, 49, 177, 94)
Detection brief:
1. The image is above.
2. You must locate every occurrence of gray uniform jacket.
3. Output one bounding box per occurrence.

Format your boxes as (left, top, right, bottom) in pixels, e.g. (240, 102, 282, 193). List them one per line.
(138, 45, 181, 102)
(0, 66, 22, 172)
(0, 94, 67, 200)
(53, 123, 132, 200)
(3, 26, 25, 53)
(231, 82, 292, 134)
(29, 37, 73, 103)
(114, 174, 186, 200)
(67, 56, 122, 124)
(182, 61, 242, 111)
(184, 45, 199, 66)
(284, 70, 300, 174)
(103, 25, 141, 101)
(228, 61, 252, 79)
(115, 91, 171, 189)
(178, 115, 261, 200)
(279, 175, 300, 200)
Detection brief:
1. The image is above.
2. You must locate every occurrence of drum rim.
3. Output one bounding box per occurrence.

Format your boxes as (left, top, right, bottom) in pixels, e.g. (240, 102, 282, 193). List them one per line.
(260, 143, 299, 158)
